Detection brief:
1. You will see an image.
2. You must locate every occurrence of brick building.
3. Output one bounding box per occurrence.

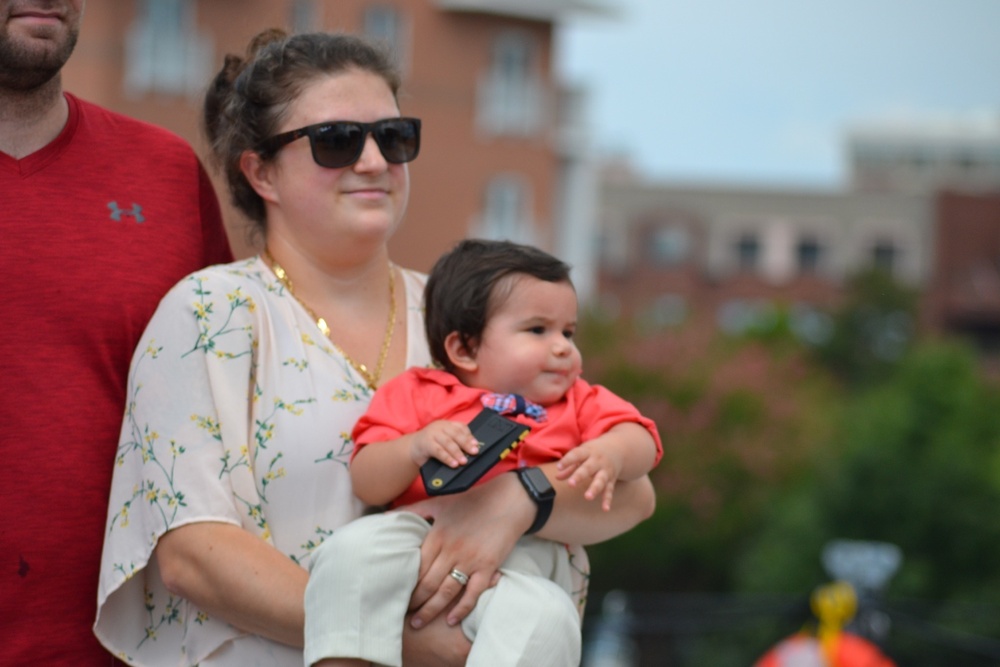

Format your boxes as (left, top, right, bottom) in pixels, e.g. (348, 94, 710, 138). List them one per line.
(925, 191, 1000, 354)
(62, 0, 607, 280)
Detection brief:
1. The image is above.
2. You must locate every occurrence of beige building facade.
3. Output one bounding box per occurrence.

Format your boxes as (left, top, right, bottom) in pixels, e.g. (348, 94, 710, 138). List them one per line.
(597, 177, 931, 342)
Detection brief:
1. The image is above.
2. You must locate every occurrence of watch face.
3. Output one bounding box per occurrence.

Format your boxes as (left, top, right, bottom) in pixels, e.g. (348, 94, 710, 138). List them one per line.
(523, 467, 555, 498)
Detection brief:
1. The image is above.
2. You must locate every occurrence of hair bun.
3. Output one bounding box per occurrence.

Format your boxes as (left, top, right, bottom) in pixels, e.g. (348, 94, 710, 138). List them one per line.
(247, 28, 289, 58)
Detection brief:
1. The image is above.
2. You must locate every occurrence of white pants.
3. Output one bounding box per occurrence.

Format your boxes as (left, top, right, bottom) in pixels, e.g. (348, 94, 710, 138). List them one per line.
(304, 511, 581, 667)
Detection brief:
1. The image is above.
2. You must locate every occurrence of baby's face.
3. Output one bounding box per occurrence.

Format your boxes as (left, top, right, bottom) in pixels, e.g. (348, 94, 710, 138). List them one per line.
(469, 276, 582, 405)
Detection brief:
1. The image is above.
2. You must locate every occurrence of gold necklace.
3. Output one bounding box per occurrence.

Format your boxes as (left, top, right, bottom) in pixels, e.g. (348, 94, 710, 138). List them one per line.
(263, 250, 396, 390)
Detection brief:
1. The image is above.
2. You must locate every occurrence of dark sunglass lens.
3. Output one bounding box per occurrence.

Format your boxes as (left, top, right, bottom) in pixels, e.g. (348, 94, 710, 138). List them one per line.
(312, 123, 365, 167)
(374, 120, 420, 163)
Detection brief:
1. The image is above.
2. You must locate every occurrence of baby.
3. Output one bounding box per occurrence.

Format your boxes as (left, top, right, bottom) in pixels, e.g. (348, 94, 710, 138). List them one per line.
(305, 238, 662, 667)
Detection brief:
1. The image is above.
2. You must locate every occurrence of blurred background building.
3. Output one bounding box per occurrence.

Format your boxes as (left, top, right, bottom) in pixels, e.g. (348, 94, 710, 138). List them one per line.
(593, 115, 1000, 366)
(63, 0, 608, 301)
(63, 1, 1000, 354)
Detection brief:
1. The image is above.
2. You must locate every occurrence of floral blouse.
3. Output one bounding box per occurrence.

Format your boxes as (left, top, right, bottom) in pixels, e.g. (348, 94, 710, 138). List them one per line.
(94, 257, 432, 666)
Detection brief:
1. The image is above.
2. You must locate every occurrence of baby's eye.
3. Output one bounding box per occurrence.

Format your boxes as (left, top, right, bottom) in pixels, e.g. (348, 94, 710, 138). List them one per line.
(528, 325, 546, 335)
(563, 329, 575, 339)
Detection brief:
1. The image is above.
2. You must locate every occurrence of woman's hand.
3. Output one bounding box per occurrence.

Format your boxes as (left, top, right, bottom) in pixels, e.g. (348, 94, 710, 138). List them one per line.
(401, 473, 533, 629)
(400, 466, 657, 628)
(401, 608, 472, 666)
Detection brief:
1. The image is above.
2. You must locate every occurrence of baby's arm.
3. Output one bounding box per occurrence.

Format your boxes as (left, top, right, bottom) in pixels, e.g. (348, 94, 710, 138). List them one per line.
(350, 421, 481, 506)
(555, 421, 658, 511)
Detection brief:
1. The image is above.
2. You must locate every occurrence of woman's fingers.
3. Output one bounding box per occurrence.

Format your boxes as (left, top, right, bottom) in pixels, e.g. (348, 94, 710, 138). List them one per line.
(447, 570, 493, 626)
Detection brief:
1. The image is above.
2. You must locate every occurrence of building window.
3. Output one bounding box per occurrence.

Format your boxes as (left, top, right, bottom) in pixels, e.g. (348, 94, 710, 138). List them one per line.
(645, 293, 687, 329)
(648, 226, 691, 267)
(872, 241, 897, 273)
(477, 176, 533, 243)
(125, 0, 211, 97)
(363, 5, 409, 72)
(477, 31, 543, 136)
(717, 299, 774, 335)
(796, 236, 822, 273)
(735, 233, 760, 271)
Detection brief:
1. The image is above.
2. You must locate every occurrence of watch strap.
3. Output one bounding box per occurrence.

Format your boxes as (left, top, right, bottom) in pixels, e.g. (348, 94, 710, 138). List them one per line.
(515, 467, 555, 535)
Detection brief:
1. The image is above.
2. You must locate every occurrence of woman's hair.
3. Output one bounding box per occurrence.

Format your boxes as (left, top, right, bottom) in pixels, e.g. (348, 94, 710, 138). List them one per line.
(424, 239, 573, 372)
(203, 29, 401, 234)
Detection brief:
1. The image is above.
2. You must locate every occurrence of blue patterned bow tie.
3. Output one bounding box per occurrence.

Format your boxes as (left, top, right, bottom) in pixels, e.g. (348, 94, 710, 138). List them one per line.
(480, 393, 547, 422)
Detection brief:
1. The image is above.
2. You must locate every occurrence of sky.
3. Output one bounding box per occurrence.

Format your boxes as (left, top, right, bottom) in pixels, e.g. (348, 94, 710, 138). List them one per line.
(554, 0, 1000, 188)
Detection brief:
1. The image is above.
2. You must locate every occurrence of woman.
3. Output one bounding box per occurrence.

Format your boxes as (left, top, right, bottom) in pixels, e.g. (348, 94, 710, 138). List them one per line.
(95, 30, 655, 666)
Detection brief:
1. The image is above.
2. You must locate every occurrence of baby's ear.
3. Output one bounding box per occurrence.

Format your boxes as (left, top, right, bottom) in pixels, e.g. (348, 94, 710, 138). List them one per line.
(444, 332, 478, 372)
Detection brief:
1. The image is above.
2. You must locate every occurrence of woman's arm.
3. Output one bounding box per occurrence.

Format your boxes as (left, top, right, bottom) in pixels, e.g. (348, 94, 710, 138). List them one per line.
(403, 467, 657, 628)
(540, 470, 657, 543)
(156, 521, 472, 664)
(155, 522, 308, 647)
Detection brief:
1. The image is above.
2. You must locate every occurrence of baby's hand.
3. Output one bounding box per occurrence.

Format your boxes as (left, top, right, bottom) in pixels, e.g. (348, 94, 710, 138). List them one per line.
(555, 443, 623, 511)
(410, 420, 480, 468)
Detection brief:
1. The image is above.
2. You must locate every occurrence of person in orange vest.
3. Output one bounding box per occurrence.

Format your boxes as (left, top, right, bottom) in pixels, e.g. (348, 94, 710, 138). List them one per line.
(754, 582, 896, 667)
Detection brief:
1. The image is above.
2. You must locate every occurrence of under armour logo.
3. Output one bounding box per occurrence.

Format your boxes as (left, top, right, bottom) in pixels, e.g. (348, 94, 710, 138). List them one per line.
(107, 201, 145, 223)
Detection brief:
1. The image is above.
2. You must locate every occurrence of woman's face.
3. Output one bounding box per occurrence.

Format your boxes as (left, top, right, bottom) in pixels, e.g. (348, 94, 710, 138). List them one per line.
(260, 68, 410, 260)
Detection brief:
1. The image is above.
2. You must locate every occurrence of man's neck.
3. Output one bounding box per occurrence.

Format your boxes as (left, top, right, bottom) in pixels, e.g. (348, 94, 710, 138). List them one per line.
(0, 76, 68, 159)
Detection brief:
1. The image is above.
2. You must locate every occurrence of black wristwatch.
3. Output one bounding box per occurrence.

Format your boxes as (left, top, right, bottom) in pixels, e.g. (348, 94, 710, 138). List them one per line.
(514, 467, 556, 535)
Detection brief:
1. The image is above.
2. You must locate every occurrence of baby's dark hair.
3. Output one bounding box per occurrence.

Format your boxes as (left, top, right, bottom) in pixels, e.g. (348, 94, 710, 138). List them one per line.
(203, 29, 400, 236)
(424, 239, 573, 372)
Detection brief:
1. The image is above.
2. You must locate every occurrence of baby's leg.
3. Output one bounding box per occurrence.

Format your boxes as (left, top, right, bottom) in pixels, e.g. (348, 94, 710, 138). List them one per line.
(462, 538, 582, 667)
(304, 512, 430, 667)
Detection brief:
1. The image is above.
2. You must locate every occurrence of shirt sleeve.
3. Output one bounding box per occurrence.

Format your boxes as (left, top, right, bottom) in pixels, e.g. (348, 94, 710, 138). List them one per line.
(351, 369, 430, 454)
(95, 269, 259, 666)
(573, 380, 664, 467)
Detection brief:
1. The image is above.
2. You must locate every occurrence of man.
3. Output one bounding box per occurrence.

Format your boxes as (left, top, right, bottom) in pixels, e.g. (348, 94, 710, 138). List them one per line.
(0, 1, 233, 663)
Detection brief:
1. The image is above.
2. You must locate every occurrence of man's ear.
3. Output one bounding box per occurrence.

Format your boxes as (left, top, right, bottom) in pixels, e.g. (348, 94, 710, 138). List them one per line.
(239, 150, 280, 204)
(444, 332, 477, 373)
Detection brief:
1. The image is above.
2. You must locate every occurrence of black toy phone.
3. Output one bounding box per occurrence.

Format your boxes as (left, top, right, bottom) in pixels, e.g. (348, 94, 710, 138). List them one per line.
(420, 408, 530, 495)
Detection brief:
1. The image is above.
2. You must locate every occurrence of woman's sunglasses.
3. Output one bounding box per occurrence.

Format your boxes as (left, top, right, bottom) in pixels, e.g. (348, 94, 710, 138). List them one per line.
(256, 117, 421, 169)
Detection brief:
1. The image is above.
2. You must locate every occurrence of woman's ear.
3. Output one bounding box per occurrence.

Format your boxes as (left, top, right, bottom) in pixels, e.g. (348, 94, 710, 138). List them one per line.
(444, 332, 478, 373)
(239, 150, 280, 204)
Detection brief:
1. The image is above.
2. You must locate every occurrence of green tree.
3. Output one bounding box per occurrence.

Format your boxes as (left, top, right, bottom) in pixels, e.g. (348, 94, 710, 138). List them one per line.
(815, 268, 919, 387)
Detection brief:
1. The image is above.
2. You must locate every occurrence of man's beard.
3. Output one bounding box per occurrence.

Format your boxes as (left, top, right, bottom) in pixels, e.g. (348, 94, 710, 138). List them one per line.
(0, 25, 78, 91)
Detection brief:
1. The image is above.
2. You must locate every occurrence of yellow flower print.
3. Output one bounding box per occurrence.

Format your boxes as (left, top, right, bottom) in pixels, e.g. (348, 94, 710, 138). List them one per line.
(191, 414, 222, 439)
(264, 468, 287, 482)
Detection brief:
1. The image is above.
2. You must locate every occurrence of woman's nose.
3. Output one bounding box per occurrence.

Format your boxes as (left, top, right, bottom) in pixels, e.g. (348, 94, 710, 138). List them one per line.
(353, 134, 388, 172)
